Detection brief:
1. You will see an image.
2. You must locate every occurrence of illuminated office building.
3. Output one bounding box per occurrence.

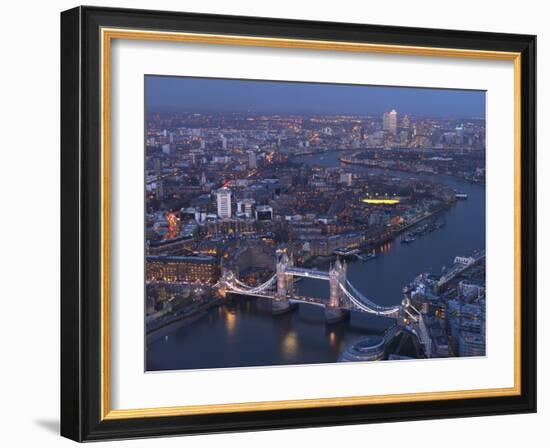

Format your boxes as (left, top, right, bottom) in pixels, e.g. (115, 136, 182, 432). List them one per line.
(216, 187, 232, 219)
(383, 109, 398, 134)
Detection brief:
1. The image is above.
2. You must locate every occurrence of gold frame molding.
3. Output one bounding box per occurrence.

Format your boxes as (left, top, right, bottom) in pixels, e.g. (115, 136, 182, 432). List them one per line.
(100, 27, 522, 421)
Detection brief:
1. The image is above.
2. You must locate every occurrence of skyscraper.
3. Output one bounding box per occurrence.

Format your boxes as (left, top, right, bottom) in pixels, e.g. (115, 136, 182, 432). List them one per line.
(153, 157, 161, 176)
(383, 112, 390, 131)
(157, 180, 165, 200)
(383, 109, 398, 134)
(248, 151, 257, 169)
(216, 188, 232, 218)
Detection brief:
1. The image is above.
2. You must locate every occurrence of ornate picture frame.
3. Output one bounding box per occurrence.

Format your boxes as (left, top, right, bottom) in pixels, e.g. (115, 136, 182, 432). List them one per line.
(61, 6, 536, 441)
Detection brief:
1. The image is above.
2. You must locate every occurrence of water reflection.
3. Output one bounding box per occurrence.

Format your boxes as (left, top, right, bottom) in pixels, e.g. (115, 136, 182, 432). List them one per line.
(281, 331, 298, 358)
(224, 308, 236, 336)
(147, 299, 384, 371)
(328, 330, 336, 348)
(377, 241, 392, 254)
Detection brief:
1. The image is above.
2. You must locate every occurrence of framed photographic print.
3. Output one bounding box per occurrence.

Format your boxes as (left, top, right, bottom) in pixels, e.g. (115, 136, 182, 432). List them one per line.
(60, 6, 537, 441)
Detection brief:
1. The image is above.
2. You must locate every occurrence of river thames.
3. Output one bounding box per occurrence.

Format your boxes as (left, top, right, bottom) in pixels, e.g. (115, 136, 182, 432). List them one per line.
(146, 151, 485, 371)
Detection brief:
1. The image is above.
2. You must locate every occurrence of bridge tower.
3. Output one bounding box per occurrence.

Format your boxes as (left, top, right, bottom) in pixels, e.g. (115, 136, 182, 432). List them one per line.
(276, 252, 292, 298)
(329, 259, 347, 307)
(326, 259, 349, 323)
(273, 252, 296, 315)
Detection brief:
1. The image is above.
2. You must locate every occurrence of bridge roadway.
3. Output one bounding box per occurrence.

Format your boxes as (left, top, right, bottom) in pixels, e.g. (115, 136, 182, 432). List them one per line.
(222, 256, 403, 317)
(225, 290, 337, 309)
(284, 267, 330, 281)
(437, 249, 486, 288)
(222, 269, 402, 317)
(226, 289, 402, 318)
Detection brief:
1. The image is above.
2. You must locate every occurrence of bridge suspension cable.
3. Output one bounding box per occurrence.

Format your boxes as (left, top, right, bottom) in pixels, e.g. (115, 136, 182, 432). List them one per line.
(341, 280, 401, 316)
(222, 270, 401, 318)
(223, 273, 277, 295)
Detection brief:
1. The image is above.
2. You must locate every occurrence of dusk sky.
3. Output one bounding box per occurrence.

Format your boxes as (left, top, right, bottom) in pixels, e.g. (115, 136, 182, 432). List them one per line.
(145, 75, 485, 118)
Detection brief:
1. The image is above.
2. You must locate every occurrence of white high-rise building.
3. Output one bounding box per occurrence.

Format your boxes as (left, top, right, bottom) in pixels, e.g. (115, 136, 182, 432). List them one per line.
(216, 188, 232, 218)
(383, 109, 398, 134)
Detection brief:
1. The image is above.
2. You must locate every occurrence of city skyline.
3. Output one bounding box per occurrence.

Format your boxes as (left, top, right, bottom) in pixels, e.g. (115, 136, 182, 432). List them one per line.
(145, 77, 486, 371)
(145, 75, 486, 118)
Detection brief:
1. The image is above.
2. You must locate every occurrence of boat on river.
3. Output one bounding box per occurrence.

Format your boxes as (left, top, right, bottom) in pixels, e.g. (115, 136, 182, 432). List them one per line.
(401, 235, 416, 244)
(357, 252, 378, 262)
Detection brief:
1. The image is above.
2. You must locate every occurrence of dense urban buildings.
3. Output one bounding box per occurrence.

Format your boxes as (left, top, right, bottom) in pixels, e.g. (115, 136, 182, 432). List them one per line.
(147, 255, 220, 284)
(144, 76, 486, 371)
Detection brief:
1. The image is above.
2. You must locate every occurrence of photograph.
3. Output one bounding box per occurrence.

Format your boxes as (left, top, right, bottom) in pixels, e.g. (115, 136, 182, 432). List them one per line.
(57, 5, 537, 442)
(144, 76, 487, 371)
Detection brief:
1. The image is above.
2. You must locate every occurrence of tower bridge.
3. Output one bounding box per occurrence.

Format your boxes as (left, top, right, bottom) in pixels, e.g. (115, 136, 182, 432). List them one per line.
(219, 252, 406, 322)
(214, 250, 468, 357)
(218, 252, 433, 354)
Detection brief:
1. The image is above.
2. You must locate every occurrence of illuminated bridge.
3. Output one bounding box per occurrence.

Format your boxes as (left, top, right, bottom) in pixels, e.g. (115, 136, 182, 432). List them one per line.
(218, 253, 424, 326)
(219, 253, 432, 353)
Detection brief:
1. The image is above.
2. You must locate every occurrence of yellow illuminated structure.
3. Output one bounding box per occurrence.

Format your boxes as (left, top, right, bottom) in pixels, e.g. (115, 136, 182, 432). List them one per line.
(361, 198, 401, 205)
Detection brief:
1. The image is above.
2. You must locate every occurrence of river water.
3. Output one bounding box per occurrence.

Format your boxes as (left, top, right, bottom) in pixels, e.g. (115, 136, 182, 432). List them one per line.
(146, 150, 485, 371)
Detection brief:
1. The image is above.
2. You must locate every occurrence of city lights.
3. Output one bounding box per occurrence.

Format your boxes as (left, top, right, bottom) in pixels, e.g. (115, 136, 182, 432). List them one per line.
(144, 76, 486, 371)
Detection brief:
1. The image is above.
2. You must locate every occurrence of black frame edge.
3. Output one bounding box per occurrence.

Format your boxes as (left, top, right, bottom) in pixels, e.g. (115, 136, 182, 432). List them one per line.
(60, 6, 83, 442)
(519, 34, 537, 414)
(60, 5, 537, 442)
